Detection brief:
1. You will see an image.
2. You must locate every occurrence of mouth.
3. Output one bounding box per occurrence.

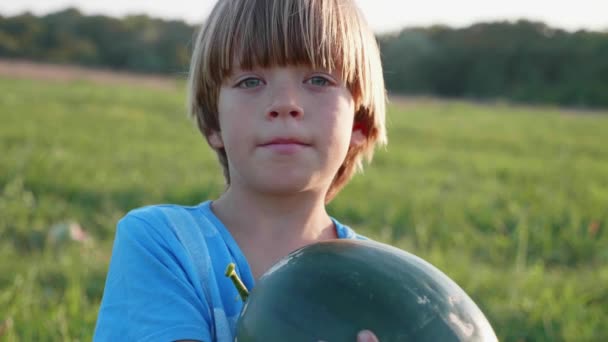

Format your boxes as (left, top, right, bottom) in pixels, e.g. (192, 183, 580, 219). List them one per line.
(259, 137, 310, 154)
(260, 138, 310, 147)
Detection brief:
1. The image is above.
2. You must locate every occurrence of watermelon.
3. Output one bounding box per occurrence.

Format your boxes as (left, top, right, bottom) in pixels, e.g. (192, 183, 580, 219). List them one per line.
(230, 239, 498, 342)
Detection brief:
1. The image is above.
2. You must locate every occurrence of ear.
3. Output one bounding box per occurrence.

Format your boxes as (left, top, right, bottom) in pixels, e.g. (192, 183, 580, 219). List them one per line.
(350, 123, 366, 147)
(208, 130, 224, 149)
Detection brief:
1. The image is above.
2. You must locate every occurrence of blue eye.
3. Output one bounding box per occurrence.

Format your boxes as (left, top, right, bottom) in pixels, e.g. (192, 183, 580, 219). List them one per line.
(237, 78, 262, 88)
(307, 76, 331, 87)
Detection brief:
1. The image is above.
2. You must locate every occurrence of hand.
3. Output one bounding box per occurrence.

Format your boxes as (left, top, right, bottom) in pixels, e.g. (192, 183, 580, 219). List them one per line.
(357, 330, 379, 342)
(318, 330, 379, 342)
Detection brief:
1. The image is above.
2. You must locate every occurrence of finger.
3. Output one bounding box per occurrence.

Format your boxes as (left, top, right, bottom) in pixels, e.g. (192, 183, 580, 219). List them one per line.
(357, 330, 379, 342)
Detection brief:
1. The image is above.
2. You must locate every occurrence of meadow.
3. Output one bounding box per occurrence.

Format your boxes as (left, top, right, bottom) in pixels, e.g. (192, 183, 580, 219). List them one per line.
(1, 74, 607, 341)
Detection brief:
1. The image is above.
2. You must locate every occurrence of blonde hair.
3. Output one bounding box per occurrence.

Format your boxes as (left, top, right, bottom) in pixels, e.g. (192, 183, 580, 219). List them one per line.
(188, 0, 387, 202)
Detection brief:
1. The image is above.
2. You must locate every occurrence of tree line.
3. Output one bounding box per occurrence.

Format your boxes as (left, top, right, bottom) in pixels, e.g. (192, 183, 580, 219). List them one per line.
(378, 22, 608, 108)
(1, 8, 607, 108)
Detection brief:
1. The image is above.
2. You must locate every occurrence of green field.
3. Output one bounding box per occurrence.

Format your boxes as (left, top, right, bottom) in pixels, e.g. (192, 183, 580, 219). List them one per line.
(1, 76, 607, 341)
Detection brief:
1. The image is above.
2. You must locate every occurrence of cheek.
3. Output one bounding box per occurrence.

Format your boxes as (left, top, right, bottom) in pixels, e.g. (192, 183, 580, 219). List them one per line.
(217, 92, 251, 144)
(319, 109, 356, 157)
(330, 97, 356, 139)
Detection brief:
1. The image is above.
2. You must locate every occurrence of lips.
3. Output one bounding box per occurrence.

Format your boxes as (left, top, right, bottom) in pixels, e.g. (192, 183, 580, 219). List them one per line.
(260, 137, 310, 146)
(259, 137, 310, 154)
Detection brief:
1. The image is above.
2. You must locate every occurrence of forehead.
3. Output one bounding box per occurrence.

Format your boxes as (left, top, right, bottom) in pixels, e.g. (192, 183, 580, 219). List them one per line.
(207, 0, 359, 86)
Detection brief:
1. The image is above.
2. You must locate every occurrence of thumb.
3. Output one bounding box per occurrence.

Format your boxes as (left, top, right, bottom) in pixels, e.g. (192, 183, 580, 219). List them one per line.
(357, 330, 379, 342)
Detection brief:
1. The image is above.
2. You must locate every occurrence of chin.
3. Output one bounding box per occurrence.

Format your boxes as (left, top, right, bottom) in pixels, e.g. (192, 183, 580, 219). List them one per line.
(259, 182, 310, 195)
(254, 176, 319, 197)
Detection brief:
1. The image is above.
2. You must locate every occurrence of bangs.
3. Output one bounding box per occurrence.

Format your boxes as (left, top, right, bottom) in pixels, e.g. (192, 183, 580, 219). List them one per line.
(203, 0, 363, 86)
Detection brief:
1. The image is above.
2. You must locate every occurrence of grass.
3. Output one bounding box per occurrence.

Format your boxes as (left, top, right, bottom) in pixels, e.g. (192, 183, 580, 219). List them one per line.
(1, 76, 607, 341)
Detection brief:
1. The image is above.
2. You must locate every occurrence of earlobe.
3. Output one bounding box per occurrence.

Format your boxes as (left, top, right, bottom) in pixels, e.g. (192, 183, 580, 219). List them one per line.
(350, 128, 366, 147)
(208, 131, 224, 149)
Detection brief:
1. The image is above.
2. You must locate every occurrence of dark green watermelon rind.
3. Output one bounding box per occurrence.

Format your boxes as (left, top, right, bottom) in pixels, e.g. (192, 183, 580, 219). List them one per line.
(236, 240, 498, 342)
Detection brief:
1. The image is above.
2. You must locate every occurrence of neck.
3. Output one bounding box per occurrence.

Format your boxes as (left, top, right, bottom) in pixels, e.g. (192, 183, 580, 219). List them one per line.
(211, 185, 338, 280)
(211, 185, 335, 243)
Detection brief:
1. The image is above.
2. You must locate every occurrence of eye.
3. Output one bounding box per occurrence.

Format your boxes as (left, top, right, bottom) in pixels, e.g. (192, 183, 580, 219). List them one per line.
(306, 75, 332, 87)
(236, 77, 263, 88)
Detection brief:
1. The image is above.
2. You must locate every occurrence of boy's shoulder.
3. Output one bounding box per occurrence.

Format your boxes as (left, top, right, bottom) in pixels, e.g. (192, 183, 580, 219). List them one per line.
(331, 217, 369, 241)
(116, 201, 218, 240)
(123, 202, 206, 222)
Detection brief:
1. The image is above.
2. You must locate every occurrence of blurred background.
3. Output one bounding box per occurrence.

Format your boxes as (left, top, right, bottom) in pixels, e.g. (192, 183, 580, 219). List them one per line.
(0, 0, 607, 341)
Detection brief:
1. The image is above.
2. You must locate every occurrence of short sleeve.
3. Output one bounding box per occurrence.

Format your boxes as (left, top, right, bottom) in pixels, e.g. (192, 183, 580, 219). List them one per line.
(94, 213, 212, 342)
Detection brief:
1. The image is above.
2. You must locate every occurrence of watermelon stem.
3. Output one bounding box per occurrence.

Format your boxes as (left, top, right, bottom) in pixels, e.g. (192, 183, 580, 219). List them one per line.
(225, 263, 249, 301)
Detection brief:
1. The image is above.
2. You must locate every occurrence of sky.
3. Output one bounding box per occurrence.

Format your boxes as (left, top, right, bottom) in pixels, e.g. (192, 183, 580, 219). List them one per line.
(0, 0, 606, 33)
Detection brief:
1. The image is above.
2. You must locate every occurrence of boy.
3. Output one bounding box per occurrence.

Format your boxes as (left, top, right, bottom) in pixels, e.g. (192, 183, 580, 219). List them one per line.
(94, 0, 386, 341)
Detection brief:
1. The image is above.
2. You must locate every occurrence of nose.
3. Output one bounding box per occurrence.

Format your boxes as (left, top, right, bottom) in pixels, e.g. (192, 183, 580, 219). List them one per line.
(266, 85, 304, 120)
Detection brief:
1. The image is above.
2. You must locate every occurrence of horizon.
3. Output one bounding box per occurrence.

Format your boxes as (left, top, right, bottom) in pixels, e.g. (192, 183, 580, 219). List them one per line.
(0, 0, 606, 34)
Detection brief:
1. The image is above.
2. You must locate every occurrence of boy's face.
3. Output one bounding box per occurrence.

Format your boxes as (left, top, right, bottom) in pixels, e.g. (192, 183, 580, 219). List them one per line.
(210, 65, 364, 196)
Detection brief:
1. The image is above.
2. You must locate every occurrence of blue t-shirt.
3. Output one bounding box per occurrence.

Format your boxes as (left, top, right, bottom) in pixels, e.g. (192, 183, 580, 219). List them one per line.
(93, 201, 365, 341)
